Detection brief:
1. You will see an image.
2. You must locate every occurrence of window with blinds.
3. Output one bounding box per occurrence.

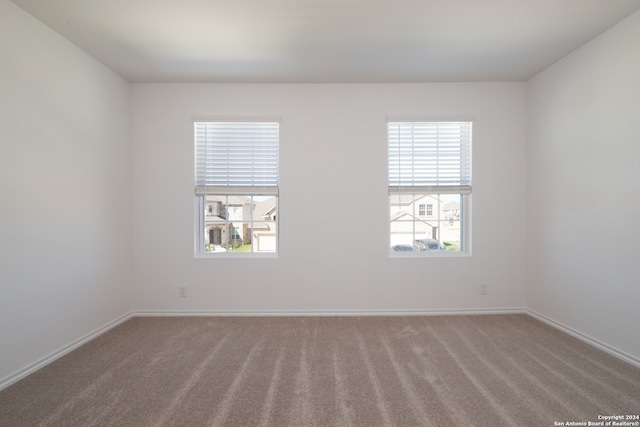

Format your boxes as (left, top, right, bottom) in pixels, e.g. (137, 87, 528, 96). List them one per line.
(194, 121, 279, 256)
(388, 121, 472, 255)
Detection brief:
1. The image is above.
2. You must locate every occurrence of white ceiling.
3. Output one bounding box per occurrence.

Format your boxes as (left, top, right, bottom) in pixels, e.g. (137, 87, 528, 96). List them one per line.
(11, 0, 640, 83)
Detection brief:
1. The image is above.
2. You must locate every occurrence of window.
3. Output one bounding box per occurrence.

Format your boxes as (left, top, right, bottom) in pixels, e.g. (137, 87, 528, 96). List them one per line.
(418, 203, 435, 217)
(427, 203, 433, 216)
(194, 121, 279, 256)
(388, 121, 472, 255)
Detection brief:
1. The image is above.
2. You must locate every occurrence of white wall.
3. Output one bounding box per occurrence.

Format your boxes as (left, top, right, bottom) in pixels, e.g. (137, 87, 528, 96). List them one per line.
(2, 0, 637, 390)
(526, 11, 640, 360)
(132, 83, 527, 313)
(0, 0, 132, 384)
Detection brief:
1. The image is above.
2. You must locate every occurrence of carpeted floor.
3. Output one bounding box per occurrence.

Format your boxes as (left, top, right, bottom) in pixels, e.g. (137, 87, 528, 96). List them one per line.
(1, 314, 638, 426)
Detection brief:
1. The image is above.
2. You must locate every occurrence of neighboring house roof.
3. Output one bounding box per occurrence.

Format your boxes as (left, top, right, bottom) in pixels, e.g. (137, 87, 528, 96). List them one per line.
(262, 204, 277, 218)
(444, 201, 460, 211)
(252, 197, 277, 222)
(390, 211, 435, 227)
(251, 197, 277, 236)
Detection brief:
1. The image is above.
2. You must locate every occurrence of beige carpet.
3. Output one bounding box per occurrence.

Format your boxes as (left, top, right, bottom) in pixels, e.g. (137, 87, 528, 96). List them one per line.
(1, 314, 638, 426)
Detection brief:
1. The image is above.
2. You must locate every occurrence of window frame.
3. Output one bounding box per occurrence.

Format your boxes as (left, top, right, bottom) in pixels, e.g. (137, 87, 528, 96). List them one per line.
(193, 119, 280, 258)
(387, 119, 472, 257)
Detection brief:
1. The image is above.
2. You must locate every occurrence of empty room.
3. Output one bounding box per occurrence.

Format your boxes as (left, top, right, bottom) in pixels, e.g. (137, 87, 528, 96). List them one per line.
(1, 0, 639, 426)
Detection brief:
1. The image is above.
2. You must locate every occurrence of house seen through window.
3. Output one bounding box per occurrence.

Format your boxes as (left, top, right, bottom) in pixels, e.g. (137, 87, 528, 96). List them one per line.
(388, 121, 472, 254)
(194, 121, 279, 255)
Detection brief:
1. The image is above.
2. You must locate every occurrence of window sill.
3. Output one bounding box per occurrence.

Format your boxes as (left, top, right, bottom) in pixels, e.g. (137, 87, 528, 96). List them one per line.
(389, 251, 471, 258)
(195, 252, 279, 259)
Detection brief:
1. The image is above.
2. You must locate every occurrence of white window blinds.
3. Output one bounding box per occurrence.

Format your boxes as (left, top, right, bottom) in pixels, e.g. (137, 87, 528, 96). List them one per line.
(388, 121, 472, 194)
(195, 121, 279, 196)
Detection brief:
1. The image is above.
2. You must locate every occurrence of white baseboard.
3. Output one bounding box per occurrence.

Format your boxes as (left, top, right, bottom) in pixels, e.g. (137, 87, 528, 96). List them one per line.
(526, 309, 640, 369)
(0, 311, 134, 391)
(134, 307, 527, 317)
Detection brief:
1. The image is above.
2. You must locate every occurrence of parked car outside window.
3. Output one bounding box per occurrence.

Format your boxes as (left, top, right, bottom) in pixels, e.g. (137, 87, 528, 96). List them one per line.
(391, 244, 414, 252)
(413, 239, 445, 251)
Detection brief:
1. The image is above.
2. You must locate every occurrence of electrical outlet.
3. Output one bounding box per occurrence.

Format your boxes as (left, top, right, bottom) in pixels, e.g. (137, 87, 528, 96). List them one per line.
(480, 282, 488, 295)
(178, 285, 188, 297)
